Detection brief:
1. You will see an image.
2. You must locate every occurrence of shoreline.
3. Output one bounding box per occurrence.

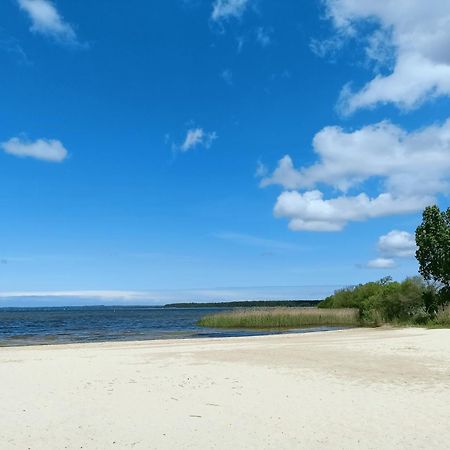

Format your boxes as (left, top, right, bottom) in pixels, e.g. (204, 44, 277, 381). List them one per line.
(0, 326, 349, 349)
(1, 327, 450, 449)
(0, 325, 350, 349)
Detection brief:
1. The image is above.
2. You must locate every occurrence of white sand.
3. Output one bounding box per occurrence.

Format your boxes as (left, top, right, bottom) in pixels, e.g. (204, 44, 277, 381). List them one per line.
(1, 327, 450, 449)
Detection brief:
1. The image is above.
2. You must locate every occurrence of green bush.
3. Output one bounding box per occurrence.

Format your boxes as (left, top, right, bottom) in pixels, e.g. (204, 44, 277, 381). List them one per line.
(319, 277, 440, 326)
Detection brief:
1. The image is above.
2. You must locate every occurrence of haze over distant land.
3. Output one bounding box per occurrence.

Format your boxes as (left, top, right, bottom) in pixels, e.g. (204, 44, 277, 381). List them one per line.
(0, 286, 338, 307)
(1, 0, 449, 301)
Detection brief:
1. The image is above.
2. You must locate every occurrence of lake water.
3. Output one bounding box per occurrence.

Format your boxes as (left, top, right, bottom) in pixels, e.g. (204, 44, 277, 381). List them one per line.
(0, 306, 342, 346)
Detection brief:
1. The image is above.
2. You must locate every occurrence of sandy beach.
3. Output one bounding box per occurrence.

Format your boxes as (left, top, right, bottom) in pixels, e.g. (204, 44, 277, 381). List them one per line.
(1, 327, 450, 449)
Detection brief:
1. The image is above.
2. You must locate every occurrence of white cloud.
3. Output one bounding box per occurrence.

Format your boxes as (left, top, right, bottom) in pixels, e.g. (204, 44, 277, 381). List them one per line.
(236, 36, 245, 53)
(363, 230, 416, 269)
(263, 120, 450, 196)
(262, 119, 450, 231)
(273, 190, 428, 232)
(255, 160, 268, 178)
(1, 137, 68, 162)
(378, 230, 417, 258)
(211, 0, 250, 22)
(0, 290, 150, 300)
(321, 0, 450, 113)
(17, 0, 78, 44)
(180, 128, 217, 152)
(221, 69, 233, 85)
(310, 36, 343, 59)
(0, 286, 339, 305)
(260, 154, 303, 190)
(366, 258, 396, 269)
(256, 27, 271, 47)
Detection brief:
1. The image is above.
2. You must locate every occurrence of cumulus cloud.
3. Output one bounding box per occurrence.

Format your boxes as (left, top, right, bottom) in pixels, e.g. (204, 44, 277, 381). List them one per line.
(262, 120, 450, 196)
(1, 137, 68, 162)
(179, 128, 217, 152)
(363, 230, 416, 269)
(17, 0, 78, 44)
(378, 230, 417, 258)
(273, 190, 427, 232)
(321, 0, 450, 113)
(366, 258, 396, 269)
(261, 119, 450, 231)
(211, 0, 250, 22)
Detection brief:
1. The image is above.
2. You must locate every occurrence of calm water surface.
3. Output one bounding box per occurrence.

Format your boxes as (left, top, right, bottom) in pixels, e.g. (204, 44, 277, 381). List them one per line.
(0, 306, 342, 346)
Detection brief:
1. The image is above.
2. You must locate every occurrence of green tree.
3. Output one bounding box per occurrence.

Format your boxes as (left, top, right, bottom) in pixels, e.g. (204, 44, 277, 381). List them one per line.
(415, 205, 450, 310)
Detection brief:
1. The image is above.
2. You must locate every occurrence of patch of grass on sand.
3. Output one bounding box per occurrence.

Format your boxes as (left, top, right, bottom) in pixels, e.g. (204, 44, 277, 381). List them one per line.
(198, 307, 360, 329)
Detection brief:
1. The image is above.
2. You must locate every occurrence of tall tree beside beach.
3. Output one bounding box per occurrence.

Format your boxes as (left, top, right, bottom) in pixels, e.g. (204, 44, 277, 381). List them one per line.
(416, 205, 450, 311)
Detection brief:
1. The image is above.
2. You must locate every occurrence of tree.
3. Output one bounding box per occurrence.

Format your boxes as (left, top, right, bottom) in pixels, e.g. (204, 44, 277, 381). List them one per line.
(415, 205, 450, 310)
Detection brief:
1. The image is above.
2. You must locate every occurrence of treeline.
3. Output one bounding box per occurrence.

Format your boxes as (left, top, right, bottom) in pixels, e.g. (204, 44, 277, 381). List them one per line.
(319, 277, 450, 326)
(164, 300, 321, 308)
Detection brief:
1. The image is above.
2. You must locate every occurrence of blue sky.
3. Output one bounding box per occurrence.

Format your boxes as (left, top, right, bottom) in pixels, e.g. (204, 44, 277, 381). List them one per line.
(1, 0, 449, 304)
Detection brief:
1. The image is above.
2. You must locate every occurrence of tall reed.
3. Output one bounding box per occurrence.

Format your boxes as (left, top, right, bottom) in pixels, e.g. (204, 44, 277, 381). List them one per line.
(198, 307, 360, 329)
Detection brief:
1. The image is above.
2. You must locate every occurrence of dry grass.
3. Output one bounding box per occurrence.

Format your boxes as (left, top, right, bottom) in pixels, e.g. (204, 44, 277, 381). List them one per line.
(435, 305, 450, 326)
(198, 307, 360, 329)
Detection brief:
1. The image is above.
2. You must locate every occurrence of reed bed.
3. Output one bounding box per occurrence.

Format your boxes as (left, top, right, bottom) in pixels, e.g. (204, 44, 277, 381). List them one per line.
(198, 307, 360, 329)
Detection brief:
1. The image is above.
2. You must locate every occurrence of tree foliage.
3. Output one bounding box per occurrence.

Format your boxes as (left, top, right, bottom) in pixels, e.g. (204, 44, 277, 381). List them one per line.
(318, 205, 450, 325)
(415, 205, 450, 309)
(319, 277, 431, 325)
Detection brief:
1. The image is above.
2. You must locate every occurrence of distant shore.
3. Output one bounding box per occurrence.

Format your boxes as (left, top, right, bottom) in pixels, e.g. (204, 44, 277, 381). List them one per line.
(164, 300, 321, 308)
(1, 328, 450, 449)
